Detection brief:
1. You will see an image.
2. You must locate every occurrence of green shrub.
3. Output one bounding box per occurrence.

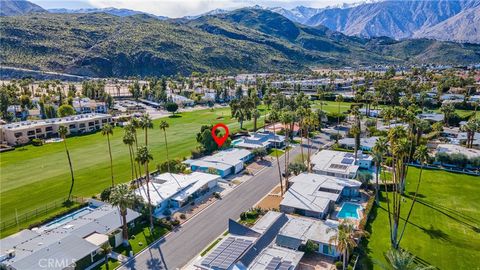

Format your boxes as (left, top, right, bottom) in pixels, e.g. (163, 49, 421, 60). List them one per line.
(335, 261, 343, 270)
(31, 138, 43, 146)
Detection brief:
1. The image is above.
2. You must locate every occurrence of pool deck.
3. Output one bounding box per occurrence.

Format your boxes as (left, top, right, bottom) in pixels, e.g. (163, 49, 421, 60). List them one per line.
(330, 192, 370, 227)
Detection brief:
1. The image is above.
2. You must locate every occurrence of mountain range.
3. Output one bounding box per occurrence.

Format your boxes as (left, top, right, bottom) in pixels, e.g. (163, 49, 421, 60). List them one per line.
(2, 0, 480, 43)
(2, 6, 480, 78)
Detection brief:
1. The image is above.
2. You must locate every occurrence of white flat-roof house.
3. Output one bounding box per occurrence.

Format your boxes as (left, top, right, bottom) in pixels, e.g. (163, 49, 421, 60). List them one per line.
(276, 215, 340, 257)
(72, 98, 107, 114)
(187, 148, 254, 178)
(0, 113, 112, 145)
(417, 113, 444, 123)
(195, 211, 341, 270)
(310, 150, 372, 179)
(338, 137, 379, 151)
(234, 132, 286, 150)
(436, 144, 480, 159)
(135, 172, 219, 216)
(280, 173, 361, 219)
(0, 200, 140, 270)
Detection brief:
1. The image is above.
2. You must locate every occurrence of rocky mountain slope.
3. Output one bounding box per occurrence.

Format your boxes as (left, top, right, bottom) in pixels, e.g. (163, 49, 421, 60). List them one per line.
(0, 0, 45, 16)
(1, 8, 480, 78)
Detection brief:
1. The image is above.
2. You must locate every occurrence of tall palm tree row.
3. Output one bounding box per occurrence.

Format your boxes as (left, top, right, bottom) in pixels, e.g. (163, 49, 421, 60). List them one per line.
(268, 110, 284, 195)
(102, 123, 115, 187)
(135, 146, 154, 232)
(58, 126, 75, 202)
(140, 113, 153, 146)
(372, 136, 388, 205)
(122, 129, 137, 181)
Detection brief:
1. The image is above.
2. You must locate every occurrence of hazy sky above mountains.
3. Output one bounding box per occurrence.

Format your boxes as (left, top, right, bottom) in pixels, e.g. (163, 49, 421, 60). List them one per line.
(30, 0, 362, 17)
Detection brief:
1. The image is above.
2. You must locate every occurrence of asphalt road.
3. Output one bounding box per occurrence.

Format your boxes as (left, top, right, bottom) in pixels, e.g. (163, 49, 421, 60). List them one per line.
(118, 137, 325, 270)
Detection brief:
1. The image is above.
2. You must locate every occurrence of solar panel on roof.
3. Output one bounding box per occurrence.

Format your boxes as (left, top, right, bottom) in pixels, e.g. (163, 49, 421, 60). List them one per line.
(345, 153, 354, 157)
(201, 237, 253, 270)
(278, 261, 292, 270)
(341, 158, 354, 164)
(266, 257, 282, 270)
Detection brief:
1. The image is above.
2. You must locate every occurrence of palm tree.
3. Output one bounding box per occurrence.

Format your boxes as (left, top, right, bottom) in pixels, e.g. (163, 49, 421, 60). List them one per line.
(136, 146, 154, 231)
(335, 94, 344, 142)
(110, 183, 137, 246)
(252, 109, 261, 132)
(397, 145, 429, 244)
(100, 242, 112, 270)
(159, 120, 170, 171)
(268, 111, 284, 195)
(328, 220, 369, 270)
(372, 137, 388, 205)
(102, 124, 114, 187)
(123, 130, 137, 181)
(281, 110, 293, 188)
(140, 113, 153, 145)
(382, 249, 434, 270)
(58, 126, 75, 202)
(440, 103, 455, 127)
(305, 111, 318, 171)
(296, 107, 307, 164)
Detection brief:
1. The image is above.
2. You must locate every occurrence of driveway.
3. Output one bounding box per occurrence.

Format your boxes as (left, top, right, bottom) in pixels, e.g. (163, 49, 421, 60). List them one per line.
(118, 137, 326, 270)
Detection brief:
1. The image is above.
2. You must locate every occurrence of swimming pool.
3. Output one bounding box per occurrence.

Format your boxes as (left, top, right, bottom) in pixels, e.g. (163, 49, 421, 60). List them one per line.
(337, 202, 362, 219)
(231, 139, 244, 146)
(39, 206, 96, 231)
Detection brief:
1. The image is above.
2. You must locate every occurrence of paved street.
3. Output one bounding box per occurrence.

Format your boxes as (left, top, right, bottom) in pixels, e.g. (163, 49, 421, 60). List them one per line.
(118, 137, 326, 270)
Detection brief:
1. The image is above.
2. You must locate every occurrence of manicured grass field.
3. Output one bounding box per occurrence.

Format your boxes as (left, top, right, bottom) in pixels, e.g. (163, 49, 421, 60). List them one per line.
(312, 100, 352, 113)
(0, 107, 267, 223)
(358, 168, 480, 269)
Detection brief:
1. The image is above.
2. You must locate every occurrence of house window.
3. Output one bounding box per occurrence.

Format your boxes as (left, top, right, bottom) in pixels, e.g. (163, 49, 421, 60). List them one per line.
(69, 124, 76, 129)
(27, 130, 35, 136)
(45, 126, 53, 132)
(88, 122, 94, 126)
(323, 245, 329, 254)
(36, 128, 42, 133)
(79, 123, 86, 128)
(14, 132, 23, 138)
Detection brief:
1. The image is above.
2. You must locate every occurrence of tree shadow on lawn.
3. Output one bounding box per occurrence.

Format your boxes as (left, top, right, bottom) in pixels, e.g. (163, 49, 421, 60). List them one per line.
(406, 196, 480, 233)
(168, 114, 182, 118)
(421, 225, 450, 241)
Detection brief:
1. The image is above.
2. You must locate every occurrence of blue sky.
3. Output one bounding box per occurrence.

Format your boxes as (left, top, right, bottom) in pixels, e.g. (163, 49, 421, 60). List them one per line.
(29, 0, 361, 18)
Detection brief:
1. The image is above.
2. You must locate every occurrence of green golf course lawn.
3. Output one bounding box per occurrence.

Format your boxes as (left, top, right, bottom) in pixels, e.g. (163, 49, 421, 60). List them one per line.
(0, 107, 268, 223)
(359, 168, 480, 269)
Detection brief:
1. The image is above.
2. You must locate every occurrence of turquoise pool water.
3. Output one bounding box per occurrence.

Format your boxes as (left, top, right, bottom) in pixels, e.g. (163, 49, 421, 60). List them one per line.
(231, 139, 244, 146)
(337, 202, 361, 219)
(40, 206, 96, 230)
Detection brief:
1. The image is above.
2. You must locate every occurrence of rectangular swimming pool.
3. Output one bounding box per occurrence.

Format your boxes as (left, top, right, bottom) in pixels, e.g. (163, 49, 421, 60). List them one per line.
(39, 206, 96, 231)
(337, 202, 362, 219)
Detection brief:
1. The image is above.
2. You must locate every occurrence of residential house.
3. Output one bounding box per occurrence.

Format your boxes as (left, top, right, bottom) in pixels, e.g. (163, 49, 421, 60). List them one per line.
(195, 211, 341, 270)
(186, 148, 254, 178)
(134, 172, 219, 216)
(338, 137, 379, 151)
(279, 173, 361, 219)
(310, 150, 372, 179)
(233, 132, 286, 150)
(0, 200, 140, 270)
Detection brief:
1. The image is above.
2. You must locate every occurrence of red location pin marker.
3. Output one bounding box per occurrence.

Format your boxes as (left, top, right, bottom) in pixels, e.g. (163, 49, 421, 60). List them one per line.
(211, 123, 229, 147)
